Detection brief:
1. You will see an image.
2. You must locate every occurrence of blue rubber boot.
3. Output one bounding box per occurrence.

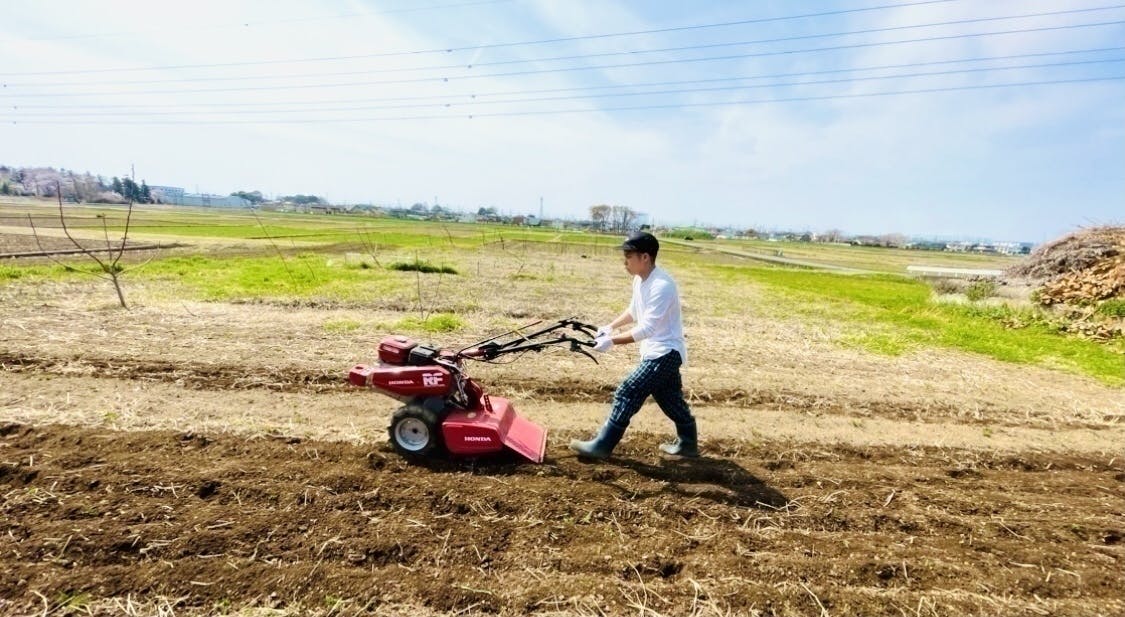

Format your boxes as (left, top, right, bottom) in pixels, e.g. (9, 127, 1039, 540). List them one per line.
(659, 420, 699, 457)
(569, 421, 626, 459)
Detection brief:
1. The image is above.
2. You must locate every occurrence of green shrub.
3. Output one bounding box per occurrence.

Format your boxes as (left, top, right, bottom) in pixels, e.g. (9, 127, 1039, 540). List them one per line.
(0, 265, 26, 280)
(959, 303, 1056, 330)
(388, 259, 457, 274)
(424, 313, 464, 332)
(928, 278, 962, 295)
(965, 280, 997, 302)
(1097, 298, 1125, 317)
(323, 319, 362, 333)
(395, 313, 465, 333)
(665, 228, 714, 240)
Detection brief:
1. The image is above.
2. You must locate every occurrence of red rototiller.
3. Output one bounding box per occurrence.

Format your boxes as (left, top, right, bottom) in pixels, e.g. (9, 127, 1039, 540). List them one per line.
(348, 318, 598, 463)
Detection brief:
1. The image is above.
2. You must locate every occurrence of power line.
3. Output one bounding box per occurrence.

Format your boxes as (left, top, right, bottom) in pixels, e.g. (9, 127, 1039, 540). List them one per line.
(8, 4, 1124, 88)
(4, 76, 1120, 125)
(473, 76, 1125, 120)
(9, 4, 1124, 89)
(23, 0, 518, 42)
(9, 58, 1122, 118)
(5, 19, 1122, 98)
(13, 47, 1119, 110)
(1, 0, 965, 76)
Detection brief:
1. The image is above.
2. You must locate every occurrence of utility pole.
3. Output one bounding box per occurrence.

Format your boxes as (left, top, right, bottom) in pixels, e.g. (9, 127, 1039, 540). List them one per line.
(539, 196, 543, 220)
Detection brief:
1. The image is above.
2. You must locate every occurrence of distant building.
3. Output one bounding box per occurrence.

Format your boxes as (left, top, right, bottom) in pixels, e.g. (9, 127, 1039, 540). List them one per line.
(631, 212, 650, 231)
(149, 186, 250, 208)
(994, 241, 1034, 255)
(149, 186, 184, 203)
(945, 241, 1031, 255)
(180, 193, 252, 208)
(906, 241, 948, 251)
(310, 204, 350, 215)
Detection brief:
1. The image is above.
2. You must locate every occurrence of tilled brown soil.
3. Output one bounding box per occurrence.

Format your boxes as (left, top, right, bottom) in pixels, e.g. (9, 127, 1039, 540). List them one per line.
(3, 350, 1113, 430)
(0, 230, 167, 258)
(3, 231, 1124, 616)
(2, 423, 1123, 616)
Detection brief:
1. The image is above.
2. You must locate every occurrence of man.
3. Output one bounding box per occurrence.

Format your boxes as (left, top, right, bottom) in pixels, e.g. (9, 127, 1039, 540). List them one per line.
(569, 231, 699, 459)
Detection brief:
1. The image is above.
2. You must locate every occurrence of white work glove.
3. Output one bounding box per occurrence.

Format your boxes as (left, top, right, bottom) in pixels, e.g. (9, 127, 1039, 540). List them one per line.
(595, 324, 613, 338)
(592, 335, 614, 353)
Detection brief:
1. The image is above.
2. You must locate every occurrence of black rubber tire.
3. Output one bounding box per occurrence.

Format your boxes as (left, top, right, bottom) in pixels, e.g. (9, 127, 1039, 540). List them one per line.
(388, 404, 443, 458)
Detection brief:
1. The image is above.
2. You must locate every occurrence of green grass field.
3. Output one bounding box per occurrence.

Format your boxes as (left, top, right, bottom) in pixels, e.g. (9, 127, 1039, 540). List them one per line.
(684, 236, 1020, 274)
(698, 263, 1124, 385)
(2, 201, 1121, 385)
(1, 201, 590, 249)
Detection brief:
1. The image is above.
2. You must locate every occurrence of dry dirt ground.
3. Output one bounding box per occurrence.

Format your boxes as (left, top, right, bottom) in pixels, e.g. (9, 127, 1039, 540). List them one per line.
(2, 235, 1124, 616)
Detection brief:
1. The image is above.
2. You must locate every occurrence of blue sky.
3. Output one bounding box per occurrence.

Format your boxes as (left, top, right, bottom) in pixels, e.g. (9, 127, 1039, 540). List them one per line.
(2, 0, 1122, 242)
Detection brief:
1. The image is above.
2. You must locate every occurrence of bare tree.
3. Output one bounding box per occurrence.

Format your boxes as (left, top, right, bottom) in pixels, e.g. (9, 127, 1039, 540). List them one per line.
(409, 250, 447, 321)
(589, 204, 611, 229)
(880, 233, 908, 248)
(250, 209, 301, 284)
(354, 226, 384, 268)
(821, 229, 846, 243)
(610, 205, 637, 232)
(29, 180, 137, 308)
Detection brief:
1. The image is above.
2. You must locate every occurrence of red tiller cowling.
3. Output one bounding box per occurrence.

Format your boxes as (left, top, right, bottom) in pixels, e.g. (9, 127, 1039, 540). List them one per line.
(442, 397, 547, 463)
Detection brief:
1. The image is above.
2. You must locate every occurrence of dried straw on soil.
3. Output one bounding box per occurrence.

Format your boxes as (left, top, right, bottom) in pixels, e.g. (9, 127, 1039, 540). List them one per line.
(2, 423, 1123, 617)
(1007, 226, 1125, 305)
(3, 256, 1123, 430)
(1009, 226, 1123, 280)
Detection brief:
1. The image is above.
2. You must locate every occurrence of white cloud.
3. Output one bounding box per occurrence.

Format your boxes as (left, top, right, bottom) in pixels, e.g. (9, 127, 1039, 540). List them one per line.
(2, 0, 1122, 240)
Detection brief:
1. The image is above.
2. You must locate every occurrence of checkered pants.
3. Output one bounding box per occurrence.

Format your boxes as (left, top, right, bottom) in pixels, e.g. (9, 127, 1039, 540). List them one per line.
(608, 350, 694, 429)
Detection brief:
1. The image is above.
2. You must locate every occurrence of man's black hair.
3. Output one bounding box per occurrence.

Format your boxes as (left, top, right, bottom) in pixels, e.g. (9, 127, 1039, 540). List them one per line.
(619, 231, 659, 259)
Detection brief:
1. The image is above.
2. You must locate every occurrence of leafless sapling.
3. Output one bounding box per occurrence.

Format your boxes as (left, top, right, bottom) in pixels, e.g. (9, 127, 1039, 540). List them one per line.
(28, 180, 137, 308)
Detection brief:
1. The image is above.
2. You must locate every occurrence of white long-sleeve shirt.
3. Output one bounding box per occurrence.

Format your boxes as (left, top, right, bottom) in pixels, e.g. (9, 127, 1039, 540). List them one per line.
(628, 266, 687, 365)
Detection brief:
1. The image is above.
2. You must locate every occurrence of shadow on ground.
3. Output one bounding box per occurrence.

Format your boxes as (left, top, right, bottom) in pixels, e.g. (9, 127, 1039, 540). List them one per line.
(605, 453, 789, 509)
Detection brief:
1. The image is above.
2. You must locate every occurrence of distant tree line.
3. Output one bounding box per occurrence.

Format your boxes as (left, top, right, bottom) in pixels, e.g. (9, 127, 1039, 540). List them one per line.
(0, 164, 342, 208)
(0, 164, 153, 203)
(664, 228, 715, 240)
(231, 190, 264, 204)
(228, 189, 328, 206)
(111, 176, 151, 203)
(278, 194, 326, 205)
(229, 190, 329, 206)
